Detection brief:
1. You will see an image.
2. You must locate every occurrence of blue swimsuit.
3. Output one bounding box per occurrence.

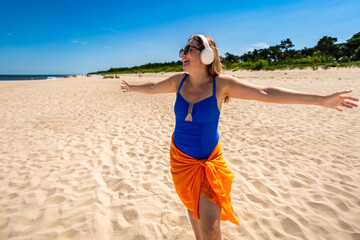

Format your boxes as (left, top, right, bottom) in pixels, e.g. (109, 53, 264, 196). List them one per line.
(173, 74, 220, 159)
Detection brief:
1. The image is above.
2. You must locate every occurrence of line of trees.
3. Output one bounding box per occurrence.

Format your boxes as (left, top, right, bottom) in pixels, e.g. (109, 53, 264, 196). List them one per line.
(89, 61, 183, 74)
(90, 32, 360, 74)
(221, 32, 360, 69)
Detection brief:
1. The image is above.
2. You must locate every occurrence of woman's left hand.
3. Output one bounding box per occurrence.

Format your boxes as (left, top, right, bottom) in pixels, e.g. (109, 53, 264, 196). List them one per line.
(321, 90, 359, 111)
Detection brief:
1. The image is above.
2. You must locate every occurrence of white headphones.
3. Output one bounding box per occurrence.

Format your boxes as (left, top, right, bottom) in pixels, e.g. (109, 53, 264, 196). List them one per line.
(196, 34, 214, 65)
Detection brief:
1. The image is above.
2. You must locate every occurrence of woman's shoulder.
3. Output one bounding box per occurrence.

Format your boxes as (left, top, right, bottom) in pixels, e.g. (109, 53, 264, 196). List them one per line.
(166, 72, 187, 81)
(215, 74, 238, 87)
(169, 72, 188, 87)
(215, 74, 247, 96)
(171, 72, 188, 79)
(216, 74, 237, 81)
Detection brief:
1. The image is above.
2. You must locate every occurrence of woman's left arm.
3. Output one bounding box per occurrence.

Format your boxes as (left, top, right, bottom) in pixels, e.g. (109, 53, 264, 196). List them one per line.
(263, 87, 358, 111)
(223, 75, 359, 112)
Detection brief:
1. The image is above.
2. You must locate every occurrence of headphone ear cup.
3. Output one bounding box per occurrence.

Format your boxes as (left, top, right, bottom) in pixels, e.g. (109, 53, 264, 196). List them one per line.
(200, 48, 214, 65)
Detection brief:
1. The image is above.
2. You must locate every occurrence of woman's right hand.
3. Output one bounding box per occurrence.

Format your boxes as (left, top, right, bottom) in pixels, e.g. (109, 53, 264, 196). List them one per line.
(121, 79, 131, 92)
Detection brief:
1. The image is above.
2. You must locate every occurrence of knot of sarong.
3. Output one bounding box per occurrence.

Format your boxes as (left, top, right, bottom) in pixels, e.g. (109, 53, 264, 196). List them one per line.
(198, 159, 207, 167)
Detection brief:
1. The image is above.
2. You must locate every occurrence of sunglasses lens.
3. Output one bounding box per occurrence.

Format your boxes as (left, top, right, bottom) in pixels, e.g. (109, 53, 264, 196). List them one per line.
(184, 45, 191, 55)
(179, 49, 184, 57)
(179, 45, 192, 57)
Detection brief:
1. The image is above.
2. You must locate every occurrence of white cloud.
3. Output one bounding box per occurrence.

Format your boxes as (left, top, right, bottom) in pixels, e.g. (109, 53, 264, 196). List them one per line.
(71, 40, 86, 45)
(252, 42, 269, 49)
(245, 42, 269, 52)
(104, 46, 109, 49)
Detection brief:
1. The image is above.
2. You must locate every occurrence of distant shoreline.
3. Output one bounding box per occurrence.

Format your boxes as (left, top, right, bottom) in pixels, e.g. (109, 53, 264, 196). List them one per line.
(0, 74, 83, 81)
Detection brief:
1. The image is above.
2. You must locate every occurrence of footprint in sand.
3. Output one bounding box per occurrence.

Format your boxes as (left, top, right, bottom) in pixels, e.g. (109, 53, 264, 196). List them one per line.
(59, 229, 80, 239)
(123, 209, 139, 223)
(132, 234, 148, 240)
(250, 179, 278, 197)
(279, 215, 304, 237)
(4, 192, 18, 200)
(111, 220, 123, 233)
(246, 194, 269, 207)
(306, 201, 338, 217)
(127, 152, 136, 157)
(294, 173, 315, 184)
(325, 196, 349, 211)
(46, 195, 66, 205)
(118, 182, 135, 197)
(289, 180, 302, 188)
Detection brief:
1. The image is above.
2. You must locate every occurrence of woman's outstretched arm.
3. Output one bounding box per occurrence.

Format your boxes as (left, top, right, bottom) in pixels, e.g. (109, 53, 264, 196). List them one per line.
(121, 73, 184, 94)
(221, 75, 359, 112)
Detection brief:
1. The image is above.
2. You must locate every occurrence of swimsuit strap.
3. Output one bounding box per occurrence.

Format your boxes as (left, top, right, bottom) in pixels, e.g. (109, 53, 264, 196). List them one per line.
(177, 73, 189, 93)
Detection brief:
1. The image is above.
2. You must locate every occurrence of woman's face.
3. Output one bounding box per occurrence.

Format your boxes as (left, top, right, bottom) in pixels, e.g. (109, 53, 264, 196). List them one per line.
(181, 38, 202, 71)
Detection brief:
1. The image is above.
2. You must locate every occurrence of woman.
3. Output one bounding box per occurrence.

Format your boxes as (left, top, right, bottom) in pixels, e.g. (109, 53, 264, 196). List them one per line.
(121, 34, 358, 240)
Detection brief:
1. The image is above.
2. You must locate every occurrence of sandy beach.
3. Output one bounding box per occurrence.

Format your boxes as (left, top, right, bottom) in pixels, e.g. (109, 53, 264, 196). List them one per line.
(0, 68, 359, 240)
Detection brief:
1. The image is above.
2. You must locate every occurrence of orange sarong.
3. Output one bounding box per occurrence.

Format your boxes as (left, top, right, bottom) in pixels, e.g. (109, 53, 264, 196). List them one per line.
(170, 137, 240, 225)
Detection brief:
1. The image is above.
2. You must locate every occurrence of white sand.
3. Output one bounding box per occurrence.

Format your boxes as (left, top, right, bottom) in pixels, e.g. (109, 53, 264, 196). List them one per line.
(0, 68, 359, 240)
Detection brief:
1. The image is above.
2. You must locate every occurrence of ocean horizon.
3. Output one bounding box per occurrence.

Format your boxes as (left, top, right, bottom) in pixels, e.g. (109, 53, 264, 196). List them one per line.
(0, 74, 78, 81)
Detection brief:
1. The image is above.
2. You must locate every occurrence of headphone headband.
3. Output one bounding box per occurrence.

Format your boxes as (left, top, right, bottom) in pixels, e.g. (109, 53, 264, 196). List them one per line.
(195, 34, 214, 65)
(197, 35, 210, 48)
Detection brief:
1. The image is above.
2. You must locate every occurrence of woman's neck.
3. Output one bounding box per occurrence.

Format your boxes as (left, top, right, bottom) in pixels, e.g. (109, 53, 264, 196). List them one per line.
(187, 69, 212, 86)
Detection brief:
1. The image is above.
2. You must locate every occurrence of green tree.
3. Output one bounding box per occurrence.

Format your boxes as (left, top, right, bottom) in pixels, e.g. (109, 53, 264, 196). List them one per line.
(301, 47, 315, 57)
(280, 38, 294, 60)
(343, 32, 360, 59)
(252, 49, 259, 61)
(239, 51, 253, 62)
(353, 46, 360, 61)
(268, 45, 281, 62)
(279, 38, 294, 52)
(316, 36, 340, 59)
(258, 48, 271, 62)
(223, 52, 240, 63)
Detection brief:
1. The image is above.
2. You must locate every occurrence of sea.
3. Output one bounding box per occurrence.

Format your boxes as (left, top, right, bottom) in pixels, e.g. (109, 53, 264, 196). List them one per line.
(0, 74, 77, 81)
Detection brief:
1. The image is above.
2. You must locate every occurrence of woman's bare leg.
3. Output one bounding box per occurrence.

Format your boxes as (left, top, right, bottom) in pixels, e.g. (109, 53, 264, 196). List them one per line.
(198, 193, 222, 240)
(187, 209, 202, 240)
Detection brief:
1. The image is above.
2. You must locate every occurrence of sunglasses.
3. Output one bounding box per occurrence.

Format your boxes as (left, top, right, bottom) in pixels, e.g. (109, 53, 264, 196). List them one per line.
(179, 45, 202, 57)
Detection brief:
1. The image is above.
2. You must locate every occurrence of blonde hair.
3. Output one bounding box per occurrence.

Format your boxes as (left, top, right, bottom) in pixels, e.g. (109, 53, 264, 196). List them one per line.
(190, 35, 230, 103)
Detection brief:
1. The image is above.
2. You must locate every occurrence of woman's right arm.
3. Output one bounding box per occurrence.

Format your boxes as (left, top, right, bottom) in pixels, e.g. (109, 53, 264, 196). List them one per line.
(121, 73, 185, 94)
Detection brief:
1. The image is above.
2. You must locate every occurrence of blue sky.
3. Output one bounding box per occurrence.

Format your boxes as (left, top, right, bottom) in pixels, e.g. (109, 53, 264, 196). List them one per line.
(0, 0, 359, 74)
